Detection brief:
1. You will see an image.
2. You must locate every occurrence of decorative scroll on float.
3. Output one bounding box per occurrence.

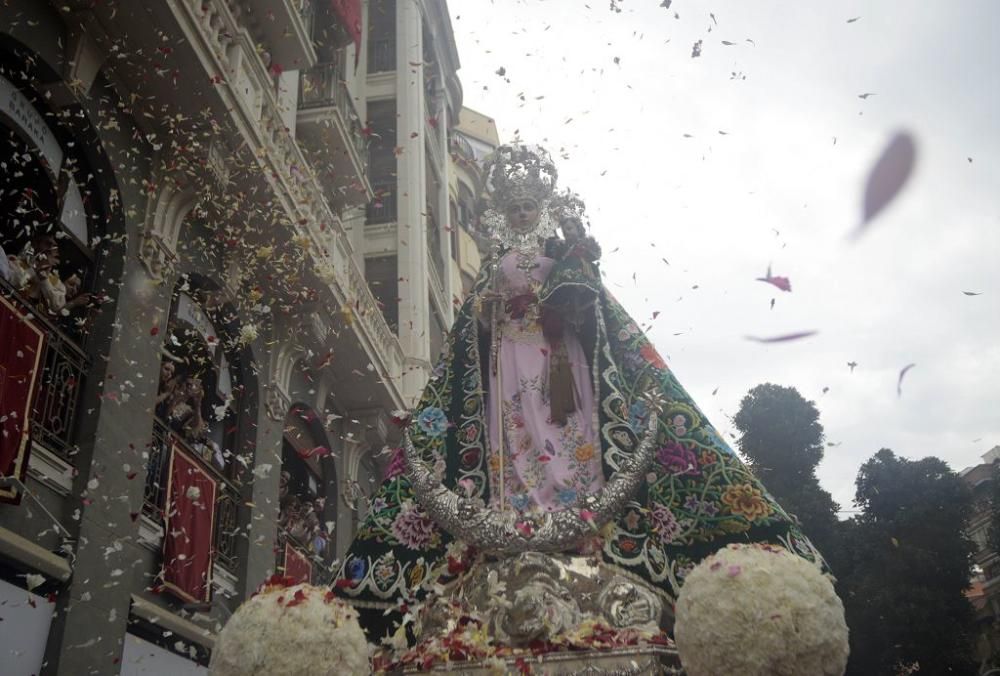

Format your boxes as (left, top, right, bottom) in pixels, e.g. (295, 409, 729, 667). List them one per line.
(0, 295, 45, 504)
(161, 440, 218, 603)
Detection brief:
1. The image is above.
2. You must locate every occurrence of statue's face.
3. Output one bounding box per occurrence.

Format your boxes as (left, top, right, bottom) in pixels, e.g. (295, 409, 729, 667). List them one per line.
(505, 199, 540, 234)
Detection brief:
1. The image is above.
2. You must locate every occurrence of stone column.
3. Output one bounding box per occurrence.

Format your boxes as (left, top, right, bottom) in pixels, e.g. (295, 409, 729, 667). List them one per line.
(42, 243, 174, 675)
(240, 379, 288, 598)
(395, 0, 431, 406)
(435, 94, 454, 325)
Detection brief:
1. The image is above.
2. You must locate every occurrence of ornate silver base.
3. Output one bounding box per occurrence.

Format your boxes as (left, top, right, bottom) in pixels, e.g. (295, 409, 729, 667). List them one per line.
(403, 645, 683, 675)
(419, 552, 672, 646)
(392, 552, 682, 674)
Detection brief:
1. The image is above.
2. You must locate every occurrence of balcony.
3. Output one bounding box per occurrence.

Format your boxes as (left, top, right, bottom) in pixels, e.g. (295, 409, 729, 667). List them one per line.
(298, 60, 372, 208)
(143, 419, 242, 575)
(240, 0, 318, 70)
(1, 278, 88, 464)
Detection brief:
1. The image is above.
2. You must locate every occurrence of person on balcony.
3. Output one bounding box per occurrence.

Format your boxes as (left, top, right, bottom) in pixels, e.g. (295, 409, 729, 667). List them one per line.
(6, 233, 91, 315)
(333, 144, 824, 641)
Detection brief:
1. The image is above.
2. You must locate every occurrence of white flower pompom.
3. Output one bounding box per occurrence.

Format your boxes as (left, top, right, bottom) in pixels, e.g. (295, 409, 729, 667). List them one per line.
(209, 581, 370, 676)
(674, 543, 849, 676)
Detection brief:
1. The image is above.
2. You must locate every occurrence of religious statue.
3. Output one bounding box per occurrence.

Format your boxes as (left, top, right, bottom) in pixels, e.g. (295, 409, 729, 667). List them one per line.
(334, 145, 822, 653)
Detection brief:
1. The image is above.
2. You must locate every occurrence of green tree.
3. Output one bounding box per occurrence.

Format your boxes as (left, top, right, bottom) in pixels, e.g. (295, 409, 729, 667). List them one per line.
(733, 383, 840, 559)
(840, 449, 977, 675)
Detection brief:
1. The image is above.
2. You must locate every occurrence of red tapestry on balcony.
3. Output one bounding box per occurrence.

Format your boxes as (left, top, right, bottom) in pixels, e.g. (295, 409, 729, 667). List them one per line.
(331, 0, 362, 66)
(0, 295, 45, 505)
(283, 542, 312, 584)
(162, 442, 218, 603)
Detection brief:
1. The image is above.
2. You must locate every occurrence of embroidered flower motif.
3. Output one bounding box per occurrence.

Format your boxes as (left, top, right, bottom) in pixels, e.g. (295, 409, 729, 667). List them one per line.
(657, 442, 700, 476)
(650, 504, 682, 543)
(383, 448, 406, 480)
(624, 509, 642, 530)
(640, 343, 667, 370)
(509, 493, 531, 511)
(574, 443, 596, 463)
(699, 449, 716, 467)
(371, 496, 389, 514)
(628, 400, 650, 431)
(721, 483, 772, 521)
(683, 494, 719, 516)
(391, 501, 437, 549)
(557, 488, 578, 505)
(671, 414, 688, 437)
(461, 448, 481, 468)
(372, 556, 397, 587)
(416, 406, 449, 437)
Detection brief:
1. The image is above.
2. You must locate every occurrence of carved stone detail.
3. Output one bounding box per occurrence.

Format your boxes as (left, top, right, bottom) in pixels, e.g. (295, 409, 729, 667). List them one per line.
(264, 383, 291, 422)
(138, 230, 176, 282)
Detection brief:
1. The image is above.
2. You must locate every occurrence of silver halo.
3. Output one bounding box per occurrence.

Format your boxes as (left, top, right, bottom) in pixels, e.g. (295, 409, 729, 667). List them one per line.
(403, 414, 659, 554)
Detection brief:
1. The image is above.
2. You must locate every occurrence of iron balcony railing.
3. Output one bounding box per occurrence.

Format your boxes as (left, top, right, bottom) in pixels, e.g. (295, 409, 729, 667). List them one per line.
(1, 277, 89, 463)
(366, 180, 397, 225)
(298, 60, 368, 167)
(143, 418, 242, 574)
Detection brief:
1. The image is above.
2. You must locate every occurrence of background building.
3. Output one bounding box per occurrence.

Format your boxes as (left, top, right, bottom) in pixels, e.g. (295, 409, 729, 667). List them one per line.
(0, 1, 495, 673)
(961, 446, 1000, 674)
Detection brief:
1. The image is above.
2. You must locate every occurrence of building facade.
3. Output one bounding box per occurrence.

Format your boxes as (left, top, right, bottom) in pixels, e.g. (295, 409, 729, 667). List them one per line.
(0, 1, 494, 673)
(961, 447, 1000, 674)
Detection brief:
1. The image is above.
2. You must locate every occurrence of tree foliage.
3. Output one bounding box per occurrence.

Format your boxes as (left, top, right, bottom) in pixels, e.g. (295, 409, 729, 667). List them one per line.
(840, 449, 977, 676)
(733, 384, 840, 558)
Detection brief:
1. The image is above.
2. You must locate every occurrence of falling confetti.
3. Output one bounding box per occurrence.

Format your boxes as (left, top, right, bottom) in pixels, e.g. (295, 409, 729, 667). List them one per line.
(755, 265, 792, 292)
(744, 331, 818, 343)
(897, 363, 917, 397)
(853, 131, 917, 238)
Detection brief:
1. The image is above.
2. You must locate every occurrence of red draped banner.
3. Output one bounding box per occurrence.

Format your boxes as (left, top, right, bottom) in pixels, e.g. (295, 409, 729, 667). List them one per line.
(162, 442, 217, 603)
(331, 0, 362, 66)
(283, 542, 312, 584)
(0, 295, 45, 504)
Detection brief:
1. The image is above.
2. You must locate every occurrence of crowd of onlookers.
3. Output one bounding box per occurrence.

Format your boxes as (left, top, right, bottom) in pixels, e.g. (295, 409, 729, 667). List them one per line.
(2, 234, 92, 317)
(278, 470, 332, 558)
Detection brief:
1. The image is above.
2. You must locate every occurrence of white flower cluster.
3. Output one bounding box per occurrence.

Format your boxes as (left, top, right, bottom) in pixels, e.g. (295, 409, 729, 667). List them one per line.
(674, 543, 849, 676)
(209, 582, 370, 676)
(237, 323, 259, 346)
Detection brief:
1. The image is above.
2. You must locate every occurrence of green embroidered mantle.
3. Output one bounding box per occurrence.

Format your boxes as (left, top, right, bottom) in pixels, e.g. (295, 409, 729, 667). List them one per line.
(333, 248, 821, 640)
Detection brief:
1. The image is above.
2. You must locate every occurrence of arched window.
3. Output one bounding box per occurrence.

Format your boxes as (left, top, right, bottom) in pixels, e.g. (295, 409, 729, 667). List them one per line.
(278, 404, 337, 583)
(0, 68, 107, 467)
(143, 279, 251, 576)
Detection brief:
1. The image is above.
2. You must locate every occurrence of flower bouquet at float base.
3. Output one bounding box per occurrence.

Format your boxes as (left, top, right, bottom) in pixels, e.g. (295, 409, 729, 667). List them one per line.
(209, 576, 370, 676)
(673, 543, 850, 676)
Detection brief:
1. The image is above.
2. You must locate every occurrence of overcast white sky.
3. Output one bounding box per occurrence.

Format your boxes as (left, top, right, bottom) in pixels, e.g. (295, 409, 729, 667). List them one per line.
(447, 0, 1000, 512)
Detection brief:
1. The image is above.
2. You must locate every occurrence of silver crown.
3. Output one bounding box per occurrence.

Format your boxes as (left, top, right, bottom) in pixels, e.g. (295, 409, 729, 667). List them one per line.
(480, 144, 560, 248)
(483, 144, 558, 208)
(549, 189, 588, 226)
